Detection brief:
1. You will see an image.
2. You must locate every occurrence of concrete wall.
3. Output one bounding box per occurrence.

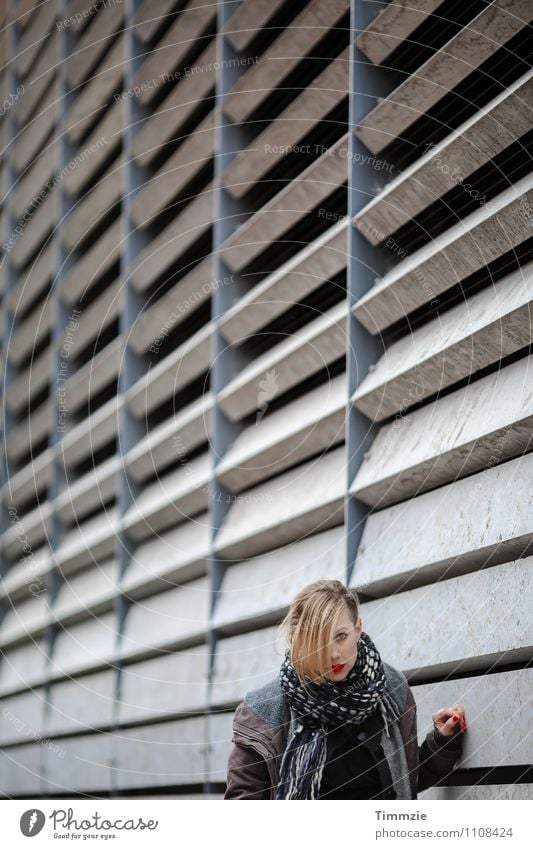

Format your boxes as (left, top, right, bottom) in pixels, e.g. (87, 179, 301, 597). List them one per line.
(0, 0, 530, 800)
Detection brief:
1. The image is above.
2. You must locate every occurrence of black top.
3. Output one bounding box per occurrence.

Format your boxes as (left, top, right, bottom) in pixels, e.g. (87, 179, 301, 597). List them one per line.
(318, 706, 397, 800)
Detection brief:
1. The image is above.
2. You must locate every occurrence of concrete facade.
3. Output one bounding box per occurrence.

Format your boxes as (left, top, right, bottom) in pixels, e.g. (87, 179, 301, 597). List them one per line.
(0, 0, 531, 800)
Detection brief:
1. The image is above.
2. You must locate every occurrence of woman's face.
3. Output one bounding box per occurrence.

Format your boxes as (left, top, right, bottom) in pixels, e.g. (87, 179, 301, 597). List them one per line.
(324, 605, 362, 682)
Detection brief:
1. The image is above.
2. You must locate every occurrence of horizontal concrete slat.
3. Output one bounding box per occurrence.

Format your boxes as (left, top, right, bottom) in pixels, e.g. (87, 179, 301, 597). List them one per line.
(0, 448, 53, 510)
(7, 241, 54, 317)
(125, 393, 213, 482)
(217, 372, 346, 493)
(45, 669, 115, 736)
(112, 716, 207, 789)
(51, 611, 117, 680)
(120, 576, 210, 661)
(134, 0, 183, 44)
(5, 348, 52, 413)
(4, 400, 51, 462)
(54, 508, 119, 575)
(11, 191, 55, 271)
(129, 184, 214, 290)
(0, 743, 41, 796)
(358, 559, 532, 678)
(218, 301, 347, 422)
(66, 3, 124, 88)
(129, 260, 213, 351)
(12, 81, 56, 175)
(132, 39, 217, 168)
(126, 322, 212, 417)
(354, 70, 533, 245)
(42, 733, 111, 794)
(220, 219, 348, 344)
(58, 279, 120, 359)
(421, 784, 533, 800)
(56, 456, 119, 525)
(222, 46, 350, 193)
(355, 0, 533, 154)
(353, 173, 533, 334)
(12, 140, 58, 220)
(63, 337, 121, 412)
(130, 110, 215, 228)
(355, 0, 444, 66)
(122, 452, 210, 543)
(352, 263, 533, 422)
(132, 0, 216, 107)
(62, 159, 122, 251)
(222, 133, 349, 268)
(118, 646, 209, 724)
(66, 35, 124, 145)
(1, 502, 53, 559)
(212, 626, 282, 707)
(7, 297, 52, 366)
(0, 640, 49, 698)
(58, 396, 120, 468)
(0, 688, 46, 746)
(63, 103, 122, 198)
(354, 456, 533, 596)
(214, 446, 346, 561)
(63, 0, 103, 33)
(16, 0, 40, 30)
(16, 0, 57, 79)
(0, 547, 51, 605)
(61, 219, 121, 306)
(128, 252, 211, 317)
(412, 669, 533, 766)
(223, 0, 350, 125)
(52, 558, 118, 625)
(225, 0, 294, 52)
(0, 594, 51, 648)
(351, 354, 533, 508)
(14, 31, 57, 127)
(122, 514, 210, 600)
(214, 525, 345, 630)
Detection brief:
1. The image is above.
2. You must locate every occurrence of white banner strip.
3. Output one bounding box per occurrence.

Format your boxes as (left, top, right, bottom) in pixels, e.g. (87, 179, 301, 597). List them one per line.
(2, 799, 531, 848)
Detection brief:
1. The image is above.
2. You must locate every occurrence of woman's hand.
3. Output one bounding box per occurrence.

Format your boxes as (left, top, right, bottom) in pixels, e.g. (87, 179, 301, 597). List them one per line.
(432, 704, 467, 737)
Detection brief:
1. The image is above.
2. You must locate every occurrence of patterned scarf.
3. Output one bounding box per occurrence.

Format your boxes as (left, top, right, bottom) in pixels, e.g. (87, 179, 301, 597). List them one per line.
(275, 631, 400, 800)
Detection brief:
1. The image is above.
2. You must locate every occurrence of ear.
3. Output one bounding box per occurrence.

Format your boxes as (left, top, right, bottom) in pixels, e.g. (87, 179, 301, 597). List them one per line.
(355, 617, 363, 638)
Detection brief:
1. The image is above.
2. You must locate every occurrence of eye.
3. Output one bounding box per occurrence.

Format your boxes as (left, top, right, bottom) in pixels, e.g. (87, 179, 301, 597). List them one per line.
(336, 633, 347, 641)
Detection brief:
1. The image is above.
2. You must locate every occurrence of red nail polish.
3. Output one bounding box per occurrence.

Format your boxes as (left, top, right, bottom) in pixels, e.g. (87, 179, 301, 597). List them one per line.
(452, 715, 459, 721)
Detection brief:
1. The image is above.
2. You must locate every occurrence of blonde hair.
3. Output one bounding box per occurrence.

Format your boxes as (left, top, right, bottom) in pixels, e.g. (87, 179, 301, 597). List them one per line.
(279, 580, 360, 685)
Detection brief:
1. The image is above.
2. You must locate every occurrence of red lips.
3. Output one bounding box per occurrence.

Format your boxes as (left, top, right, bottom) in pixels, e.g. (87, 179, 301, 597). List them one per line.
(331, 664, 345, 673)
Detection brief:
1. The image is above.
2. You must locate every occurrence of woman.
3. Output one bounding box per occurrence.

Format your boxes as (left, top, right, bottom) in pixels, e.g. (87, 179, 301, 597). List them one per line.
(225, 580, 466, 799)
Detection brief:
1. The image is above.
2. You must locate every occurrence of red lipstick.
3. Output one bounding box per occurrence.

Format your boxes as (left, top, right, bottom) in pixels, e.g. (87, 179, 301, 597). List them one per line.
(331, 664, 345, 673)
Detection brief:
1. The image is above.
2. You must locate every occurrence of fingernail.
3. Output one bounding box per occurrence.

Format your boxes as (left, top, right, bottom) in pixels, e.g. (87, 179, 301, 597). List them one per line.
(452, 715, 459, 721)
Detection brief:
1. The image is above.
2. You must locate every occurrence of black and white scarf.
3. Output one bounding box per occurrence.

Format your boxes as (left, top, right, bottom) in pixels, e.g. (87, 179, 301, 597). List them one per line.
(275, 631, 400, 800)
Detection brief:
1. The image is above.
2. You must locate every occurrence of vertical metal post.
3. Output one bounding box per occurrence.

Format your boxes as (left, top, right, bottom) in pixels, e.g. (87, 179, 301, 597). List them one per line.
(205, 0, 253, 795)
(345, 0, 392, 587)
(111, 0, 145, 797)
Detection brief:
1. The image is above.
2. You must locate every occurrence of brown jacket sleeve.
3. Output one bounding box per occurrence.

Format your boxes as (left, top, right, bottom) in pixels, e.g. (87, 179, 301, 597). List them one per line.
(224, 701, 274, 800)
(403, 686, 463, 796)
(224, 740, 272, 799)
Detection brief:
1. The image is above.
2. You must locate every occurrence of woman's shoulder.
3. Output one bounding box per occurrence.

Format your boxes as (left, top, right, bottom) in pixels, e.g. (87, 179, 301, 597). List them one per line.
(235, 675, 287, 732)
